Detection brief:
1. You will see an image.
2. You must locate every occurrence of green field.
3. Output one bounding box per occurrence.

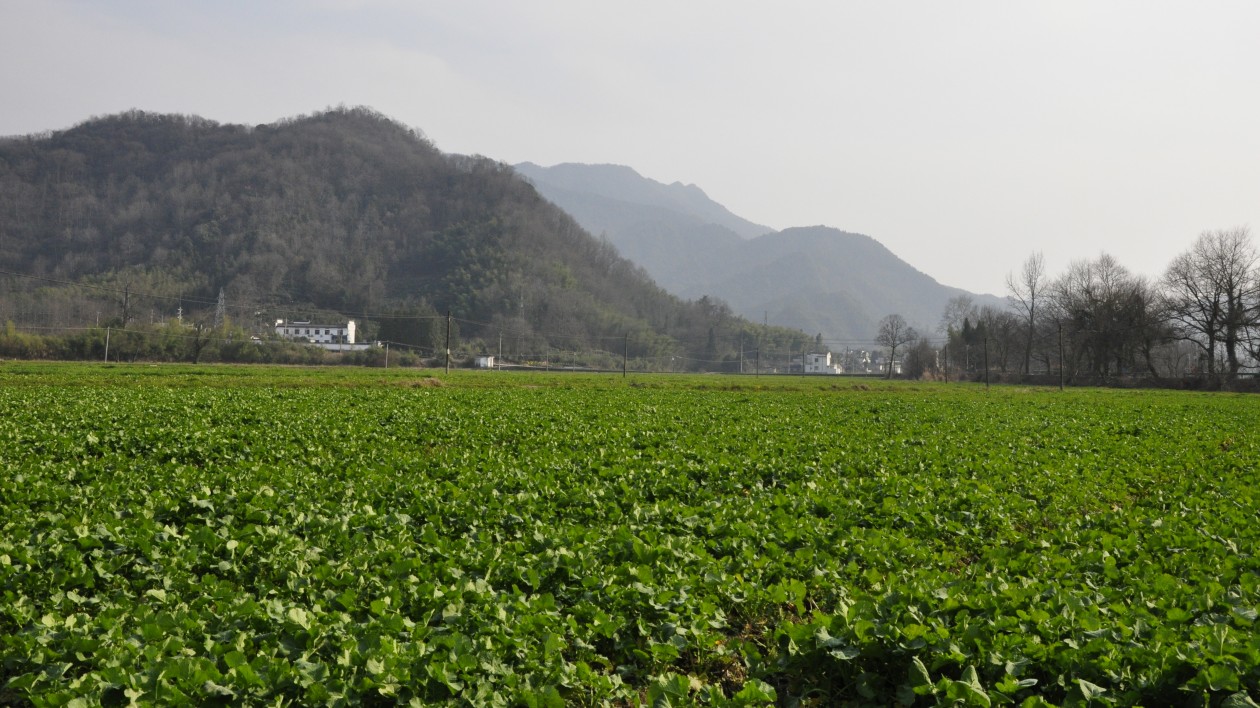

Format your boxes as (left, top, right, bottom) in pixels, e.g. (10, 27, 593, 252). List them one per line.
(2, 363, 1258, 706)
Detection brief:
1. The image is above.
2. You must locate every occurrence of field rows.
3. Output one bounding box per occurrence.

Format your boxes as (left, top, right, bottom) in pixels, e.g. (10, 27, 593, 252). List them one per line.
(1, 369, 1258, 705)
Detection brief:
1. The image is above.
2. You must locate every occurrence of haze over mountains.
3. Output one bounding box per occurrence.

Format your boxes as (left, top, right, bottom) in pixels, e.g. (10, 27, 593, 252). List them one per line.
(0, 108, 814, 367)
(0, 106, 1002, 367)
(515, 162, 1003, 343)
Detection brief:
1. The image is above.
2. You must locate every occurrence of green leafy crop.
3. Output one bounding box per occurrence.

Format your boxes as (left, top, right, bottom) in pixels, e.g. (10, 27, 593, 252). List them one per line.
(1, 365, 1258, 706)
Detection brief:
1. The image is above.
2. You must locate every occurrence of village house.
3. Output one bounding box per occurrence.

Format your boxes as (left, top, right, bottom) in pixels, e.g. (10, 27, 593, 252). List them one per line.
(274, 319, 356, 345)
(804, 352, 844, 375)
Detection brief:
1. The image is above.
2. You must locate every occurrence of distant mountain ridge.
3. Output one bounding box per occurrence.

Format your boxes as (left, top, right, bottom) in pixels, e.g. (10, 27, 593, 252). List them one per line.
(516, 162, 1003, 343)
(515, 162, 771, 240)
(0, 108, 799, 366)
(676, 225, 991, 343)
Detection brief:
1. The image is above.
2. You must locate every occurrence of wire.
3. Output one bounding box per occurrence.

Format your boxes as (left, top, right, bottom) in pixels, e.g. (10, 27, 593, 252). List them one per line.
(0, 265, 955, 359)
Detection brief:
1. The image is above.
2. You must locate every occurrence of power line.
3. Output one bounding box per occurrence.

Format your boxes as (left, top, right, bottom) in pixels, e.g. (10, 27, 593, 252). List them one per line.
(0, 266, 955, 364)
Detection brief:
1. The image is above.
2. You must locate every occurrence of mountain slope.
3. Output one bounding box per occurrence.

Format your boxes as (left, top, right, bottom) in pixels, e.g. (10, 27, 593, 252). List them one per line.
(514, 162, 1003, 343)
(515, 162, 771, 239)
(514, 163, 773, 291)
(0, 108, 794, 364)
(678, 226, 988, 342)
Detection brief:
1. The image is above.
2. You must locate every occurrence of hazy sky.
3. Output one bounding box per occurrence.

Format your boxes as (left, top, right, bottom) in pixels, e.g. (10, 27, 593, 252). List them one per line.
(3, 0, 1257, 295)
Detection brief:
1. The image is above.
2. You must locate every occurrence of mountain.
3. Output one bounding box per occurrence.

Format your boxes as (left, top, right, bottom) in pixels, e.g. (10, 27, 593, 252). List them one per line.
(0, 108, 807, 366)
(514, 162, 771, 239)
(514, 162, 1003, 343)
(513, 163, 770, 291)
(674, 226, 992, 343)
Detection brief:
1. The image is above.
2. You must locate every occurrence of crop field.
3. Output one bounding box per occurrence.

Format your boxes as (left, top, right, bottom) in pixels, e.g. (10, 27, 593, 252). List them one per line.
(1, 363, 1258, 706)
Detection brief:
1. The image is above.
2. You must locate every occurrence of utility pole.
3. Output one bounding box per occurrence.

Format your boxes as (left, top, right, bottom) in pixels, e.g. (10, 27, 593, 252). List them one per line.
(104, 327, 110, 363)
(739, 338, 744, 374)
(1058, 322, 1065, 391)
(760, 310, 767, 376)
(623, 335, 628, 379)
(445, 311, 452, 374)
(384, 342, 389, 368)
(983, 337, 990, 390)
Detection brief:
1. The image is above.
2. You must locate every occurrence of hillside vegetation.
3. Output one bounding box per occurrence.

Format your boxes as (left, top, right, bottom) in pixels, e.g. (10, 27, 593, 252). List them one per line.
(0, 108, 807, 367)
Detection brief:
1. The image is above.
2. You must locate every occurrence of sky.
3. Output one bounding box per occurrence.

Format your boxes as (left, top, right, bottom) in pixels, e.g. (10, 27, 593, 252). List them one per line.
(2, 0, 1257, 296)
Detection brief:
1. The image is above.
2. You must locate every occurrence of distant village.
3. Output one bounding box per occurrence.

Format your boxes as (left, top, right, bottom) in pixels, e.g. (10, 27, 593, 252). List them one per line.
(269, 318, 894, 374)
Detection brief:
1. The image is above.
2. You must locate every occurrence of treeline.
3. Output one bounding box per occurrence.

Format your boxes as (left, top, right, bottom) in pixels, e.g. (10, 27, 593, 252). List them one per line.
(0, 107, 802, 367)
(893, 227, 1259, 386)
(0, 320, 427, 367)
(0, 313, 814, 373)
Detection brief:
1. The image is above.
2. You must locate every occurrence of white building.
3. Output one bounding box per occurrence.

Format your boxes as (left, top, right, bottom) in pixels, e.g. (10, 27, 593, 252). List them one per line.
(804, 352, 844, 375)
(274, 320, 356, 345)
(475, 355, 496, 369)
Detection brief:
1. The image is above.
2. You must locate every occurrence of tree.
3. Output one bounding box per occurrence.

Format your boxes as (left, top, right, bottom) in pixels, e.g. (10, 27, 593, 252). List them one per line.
(875, 314, 917, 379)
(939, 295, 979, 380)
(977, 305, 1021, 374)
(1049, 253, 1153, 380)
(938, 295, 976, 337)
(1006, 251, 1046, 375)
(1161, 227, 1258, 380)
(901, 337, 940, 380)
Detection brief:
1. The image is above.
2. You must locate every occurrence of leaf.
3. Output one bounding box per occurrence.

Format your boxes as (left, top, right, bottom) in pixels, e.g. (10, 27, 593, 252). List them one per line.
(202, 681, 236, 698)
(287, 606, 310, 630)
(523, 686, 565, 708)
(731, 679, 777, 704)
(828, 646, 861, 660)
(908, 656, 932, 692)
(1222, 693, 1260, 708)
(1201, 664, 1239, 693)
(336, 589, 357, 611)
(647, 673, 692, 706)
(946, 666, 990, 708)
(1077, 679, 1107, 700)
(1230, 606, 1258, 624)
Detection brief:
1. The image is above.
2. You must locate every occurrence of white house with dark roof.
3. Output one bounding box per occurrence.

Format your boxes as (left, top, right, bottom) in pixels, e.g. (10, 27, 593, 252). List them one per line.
(274, 319, 356, 345)
(804, 352, 843, 374)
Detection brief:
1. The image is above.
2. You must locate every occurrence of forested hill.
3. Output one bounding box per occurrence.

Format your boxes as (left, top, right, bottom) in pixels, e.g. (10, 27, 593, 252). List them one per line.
(0, 108, 802, 366)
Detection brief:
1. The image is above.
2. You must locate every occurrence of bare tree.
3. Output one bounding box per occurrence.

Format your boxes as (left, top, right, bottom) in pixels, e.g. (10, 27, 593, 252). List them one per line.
(1208, 227, 1258, 377)
(1050, 253, 1152, 380)
(1006, 252, 1045, 375)
(1162, 227, 1258, 380)
(901, 337, 941, 380)
(977, 305, 1021, 374)
(1162, 246, 1222, 378)
(938, 295, 976, 336)
(875, 313, 917, 379)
